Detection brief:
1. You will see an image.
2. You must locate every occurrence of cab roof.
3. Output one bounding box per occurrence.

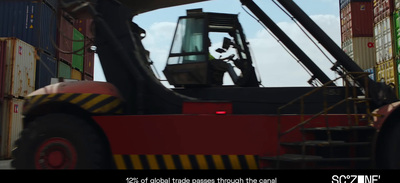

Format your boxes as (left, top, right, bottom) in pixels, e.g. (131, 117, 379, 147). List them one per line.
(118, 0, 209, 14)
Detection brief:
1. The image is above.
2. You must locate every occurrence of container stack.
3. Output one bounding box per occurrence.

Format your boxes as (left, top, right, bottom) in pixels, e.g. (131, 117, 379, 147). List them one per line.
(374, 0, 397, 91)
(340, 0, 376, 81)
(393, 0, 400, 95)
(0, 0, 95, 159)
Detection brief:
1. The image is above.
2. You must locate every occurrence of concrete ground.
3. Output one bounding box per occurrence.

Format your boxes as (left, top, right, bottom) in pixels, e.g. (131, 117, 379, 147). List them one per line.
(0, 160, 13, 169)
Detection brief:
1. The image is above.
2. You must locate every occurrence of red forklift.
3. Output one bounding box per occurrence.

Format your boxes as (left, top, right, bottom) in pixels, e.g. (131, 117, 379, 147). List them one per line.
(11, 0, 400, 169)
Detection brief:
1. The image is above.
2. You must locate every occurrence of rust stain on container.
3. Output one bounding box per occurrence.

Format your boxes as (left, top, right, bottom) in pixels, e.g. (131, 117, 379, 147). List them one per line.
(0, 37, 36, 98)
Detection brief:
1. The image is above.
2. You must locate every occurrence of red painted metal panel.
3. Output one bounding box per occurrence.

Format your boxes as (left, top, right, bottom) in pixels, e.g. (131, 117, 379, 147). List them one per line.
(183, 101, 232, 114)
(94, 114, 364, 156)
(74, 19, 94, 39)
(0, 40, 5, 101)
(57, 11, 74, 64)
(84, 48, 95, 76)
(341, 2, 374, 40)
(84, 73, 93, 81)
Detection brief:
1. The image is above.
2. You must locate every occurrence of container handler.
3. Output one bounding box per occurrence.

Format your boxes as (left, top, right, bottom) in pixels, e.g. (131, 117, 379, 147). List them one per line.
(11, 0, 400, 169)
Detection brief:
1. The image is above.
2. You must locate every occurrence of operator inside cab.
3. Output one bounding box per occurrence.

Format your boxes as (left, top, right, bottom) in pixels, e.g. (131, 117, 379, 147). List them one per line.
(163, 9, 259, 88)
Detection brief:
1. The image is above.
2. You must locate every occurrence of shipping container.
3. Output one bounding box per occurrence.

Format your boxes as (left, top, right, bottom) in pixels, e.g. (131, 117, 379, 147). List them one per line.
(340, 0, 372, 10)
(340, 1, 374, 40)
(374, 0, 394, 23)
(0, 41, 5, 102)
(393, 10, 400, 57)
(364, 67, 376, 81)
(376, 59, 397, 87)
(72, 28, 84, 72)
(74, 19, 94, 39)
(58, 60, 71, 79)
(374, 16, 394, 63)
(35, 51, 57, 90)
(57, 11, 74, 64)
(44, 0, 58, 11)
(71, 68, 82, 80)
(84, 46, 95, 76)
(84, 73, 93, 81)
(0, 98, 24, 159)
(0, 1, 57, 56)
(342, 37, 376, 70)
(0, 38, 36, 98)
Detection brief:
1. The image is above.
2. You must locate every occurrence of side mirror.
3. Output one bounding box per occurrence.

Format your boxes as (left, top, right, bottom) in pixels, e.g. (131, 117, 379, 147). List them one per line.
(222, 37, 232, 50)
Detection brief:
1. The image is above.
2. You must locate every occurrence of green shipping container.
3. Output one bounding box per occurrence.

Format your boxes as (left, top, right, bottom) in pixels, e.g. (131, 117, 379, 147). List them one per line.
(394, 10, 400, 57)
(58, 61, 71, 79)
(72, 28, 84, 72)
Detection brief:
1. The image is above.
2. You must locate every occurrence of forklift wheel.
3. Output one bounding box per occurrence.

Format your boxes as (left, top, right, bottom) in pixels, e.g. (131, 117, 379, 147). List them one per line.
(12, 113, 110, 169)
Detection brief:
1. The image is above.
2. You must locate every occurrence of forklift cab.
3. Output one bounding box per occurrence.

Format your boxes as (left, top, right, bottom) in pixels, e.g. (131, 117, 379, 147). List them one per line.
(163, 9, 259, 87)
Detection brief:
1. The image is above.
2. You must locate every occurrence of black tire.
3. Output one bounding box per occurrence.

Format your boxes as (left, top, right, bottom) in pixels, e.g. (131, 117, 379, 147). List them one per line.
(376, 120, 400, 169)
(11, 113, 110, 169)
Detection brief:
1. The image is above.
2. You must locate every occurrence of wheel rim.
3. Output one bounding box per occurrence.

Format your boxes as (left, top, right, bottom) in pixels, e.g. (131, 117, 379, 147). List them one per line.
(34, 137, 77, 169)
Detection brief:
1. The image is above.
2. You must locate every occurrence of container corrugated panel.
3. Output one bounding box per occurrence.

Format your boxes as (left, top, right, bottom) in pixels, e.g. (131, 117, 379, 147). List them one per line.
(74, 19, 94, 39)
(1, 38, 36, 98)
(35, 51, 57, 89)
(44, 0, 58, 11)
(71, 68, 82, 80)
(57, 12, 74, 64)
(84, 48, 95, 76)
(0, 98, 24, 159)
(0, 41, 6, 101)
(376, 59, 397, 86)
(341, 2, 374, 39)
(58, 60, 71, 79)
(374, 0, 394, 23)
(340, 0, 372, 10)
(342, 37, 376, 70)
(374, 16, 394, 63)
(393, 10, 400, 57)
(84, 73, 93, 81)
(0, 1, 57, 56)
(72, 28, 84, 72)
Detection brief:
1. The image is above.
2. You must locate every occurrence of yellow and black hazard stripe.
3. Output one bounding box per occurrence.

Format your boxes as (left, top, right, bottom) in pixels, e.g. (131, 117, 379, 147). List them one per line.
(113, 154, 259, 170)
(24, 93, 124, 114)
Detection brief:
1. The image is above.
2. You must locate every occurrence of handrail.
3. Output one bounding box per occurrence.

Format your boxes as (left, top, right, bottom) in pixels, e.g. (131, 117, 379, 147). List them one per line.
(275, 72, 373, 168)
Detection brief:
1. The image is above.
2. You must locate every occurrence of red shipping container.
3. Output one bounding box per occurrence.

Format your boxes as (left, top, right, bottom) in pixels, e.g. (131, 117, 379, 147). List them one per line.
(341, 2, 374, 38)
(74, 18, 94, 39)
(0, 40, 5, 101)
(84, 74, 93, 81)
(84, 46, 95, 76)
(57, 11, 74, 64)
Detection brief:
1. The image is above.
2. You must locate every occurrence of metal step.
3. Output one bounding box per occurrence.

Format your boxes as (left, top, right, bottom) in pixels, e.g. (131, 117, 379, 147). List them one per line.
(261, 154, 371, 162)
(280, 140, 371, 147)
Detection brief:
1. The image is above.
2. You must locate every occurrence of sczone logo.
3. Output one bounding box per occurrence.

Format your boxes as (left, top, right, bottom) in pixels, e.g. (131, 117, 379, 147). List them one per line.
(331, 175, 380, 183)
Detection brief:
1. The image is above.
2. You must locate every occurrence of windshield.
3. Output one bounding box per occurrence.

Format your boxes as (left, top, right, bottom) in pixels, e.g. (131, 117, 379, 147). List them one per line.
(167, 17, 206, 64)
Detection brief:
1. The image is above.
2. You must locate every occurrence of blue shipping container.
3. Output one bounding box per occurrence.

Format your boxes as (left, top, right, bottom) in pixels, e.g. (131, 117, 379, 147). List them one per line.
(35, 51, 57, 89)
(0, 0, 57, 56)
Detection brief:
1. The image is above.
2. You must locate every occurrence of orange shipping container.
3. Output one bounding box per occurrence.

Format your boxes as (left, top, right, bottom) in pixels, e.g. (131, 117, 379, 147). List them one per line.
(71, 68, 82, 80)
